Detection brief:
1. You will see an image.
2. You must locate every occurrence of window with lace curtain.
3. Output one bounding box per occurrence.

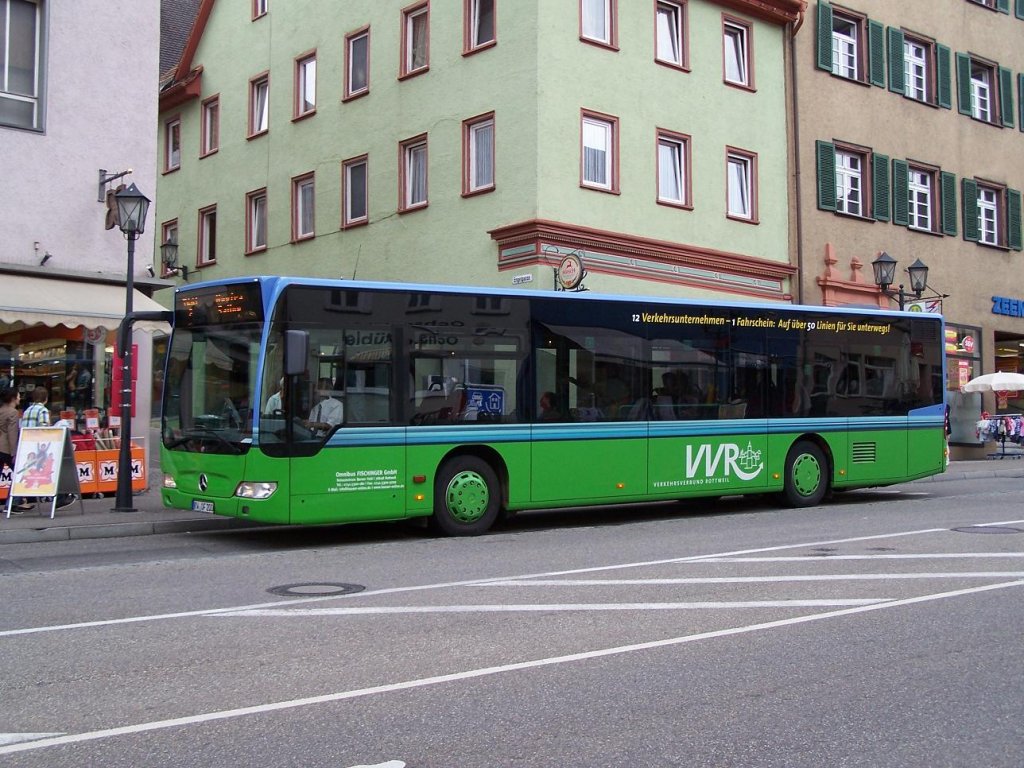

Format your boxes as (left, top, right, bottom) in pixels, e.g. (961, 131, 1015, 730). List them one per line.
(464, 113, 495, 195)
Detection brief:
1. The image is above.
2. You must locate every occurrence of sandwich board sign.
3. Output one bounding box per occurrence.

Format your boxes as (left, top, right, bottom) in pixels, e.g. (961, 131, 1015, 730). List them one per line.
(4, 427, 82, 519)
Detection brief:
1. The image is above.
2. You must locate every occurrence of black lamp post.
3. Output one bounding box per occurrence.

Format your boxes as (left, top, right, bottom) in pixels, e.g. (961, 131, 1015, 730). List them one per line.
(112, 182, 150, 513)
(871, 252, 929, 311)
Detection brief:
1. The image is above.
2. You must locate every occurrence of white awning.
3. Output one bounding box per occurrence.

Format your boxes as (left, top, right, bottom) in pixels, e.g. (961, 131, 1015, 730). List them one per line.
(0, 274, 171, 333)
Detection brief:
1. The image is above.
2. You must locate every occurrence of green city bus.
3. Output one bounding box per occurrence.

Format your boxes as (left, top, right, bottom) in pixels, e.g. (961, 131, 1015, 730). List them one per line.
(159, 277, 947, 535)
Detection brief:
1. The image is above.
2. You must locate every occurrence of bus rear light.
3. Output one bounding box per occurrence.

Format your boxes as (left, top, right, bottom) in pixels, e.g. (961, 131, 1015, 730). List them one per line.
(414, 493, 425, 501)
(616, 482, 625, 489)
(163, 475, 177, 489)
(235, 482, 278, 500)
(413, 475, 426, 484)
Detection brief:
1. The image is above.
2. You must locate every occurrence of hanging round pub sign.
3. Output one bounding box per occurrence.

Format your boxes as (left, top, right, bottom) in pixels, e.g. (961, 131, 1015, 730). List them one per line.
(556, 253, 584, 290)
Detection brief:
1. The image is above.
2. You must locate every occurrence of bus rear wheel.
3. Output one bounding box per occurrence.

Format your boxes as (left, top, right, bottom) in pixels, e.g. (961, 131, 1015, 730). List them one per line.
(431, 457, 500, 536)
(782, 440, 828, 507)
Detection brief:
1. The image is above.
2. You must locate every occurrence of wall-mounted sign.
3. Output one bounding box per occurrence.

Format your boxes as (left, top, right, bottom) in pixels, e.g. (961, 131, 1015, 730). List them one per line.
(512, 274, 533, 285)
(992, 296, 1024, 317)
(556, 253, 584, 290)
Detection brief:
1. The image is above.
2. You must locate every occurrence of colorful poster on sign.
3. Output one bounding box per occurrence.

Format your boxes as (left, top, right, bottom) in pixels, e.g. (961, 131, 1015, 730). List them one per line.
(11, 427, 63, 497)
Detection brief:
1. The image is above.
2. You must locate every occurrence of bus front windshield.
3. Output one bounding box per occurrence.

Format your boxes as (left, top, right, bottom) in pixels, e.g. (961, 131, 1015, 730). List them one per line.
(162, 324, 262, 454)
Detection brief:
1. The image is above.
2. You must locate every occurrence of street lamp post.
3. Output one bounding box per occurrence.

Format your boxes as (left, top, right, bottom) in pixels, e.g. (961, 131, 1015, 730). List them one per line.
(871, 252, 929, 310)
(112, 183, 150, 513)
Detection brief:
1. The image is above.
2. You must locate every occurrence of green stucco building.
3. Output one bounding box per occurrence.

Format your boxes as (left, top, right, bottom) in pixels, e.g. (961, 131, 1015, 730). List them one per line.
(157, 0, 805, 301)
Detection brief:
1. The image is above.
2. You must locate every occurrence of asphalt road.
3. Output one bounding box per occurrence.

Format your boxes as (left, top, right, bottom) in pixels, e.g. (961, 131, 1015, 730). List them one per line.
(2, 476, 1023, 767)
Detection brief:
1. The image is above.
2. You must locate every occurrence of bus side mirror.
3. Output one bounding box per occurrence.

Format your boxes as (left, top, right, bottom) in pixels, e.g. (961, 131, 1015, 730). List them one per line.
(284, 330, 309, 376)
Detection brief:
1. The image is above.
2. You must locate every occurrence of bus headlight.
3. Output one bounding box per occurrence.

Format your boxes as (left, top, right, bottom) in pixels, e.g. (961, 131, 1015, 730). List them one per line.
(235, 482, 278, 500)
(163, 475, 177, 489)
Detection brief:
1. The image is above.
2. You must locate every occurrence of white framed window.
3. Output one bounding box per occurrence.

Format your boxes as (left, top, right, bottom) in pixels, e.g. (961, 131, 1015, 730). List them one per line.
(907, 168, 933, 232)
(401, 135, 428, 210)
(0, 0, 45, 131)
(292, 173, 315, 240)
(345, 28, 369, 99)
(198, 206, 217, 265)
(246, 188, 267, 253)
(977, 186, 999, 245)
(726, 149, 756, 221)
(201, 95, 219, 156)
(970, 61, 992, 122)
(655, 1, 685, 68)
(464, 113, 495, 194)
(401, 3, 429, 77)
(903, 39, 928, 102)
(723, 17, 751, 87)
(164, 117, 181, 172)
(295, 52, 316, 118)
(581, 112, 616, 192)
(831, 16, 859, 80)
(465, 0, 495, 52)
(343, 155, 368, 227)
(252, 0, 267, 19)
(835, 150, 863, 216)
(656, 130, 689, 206)
(581, 0, 614, 47)
(249, 73, 269, 136)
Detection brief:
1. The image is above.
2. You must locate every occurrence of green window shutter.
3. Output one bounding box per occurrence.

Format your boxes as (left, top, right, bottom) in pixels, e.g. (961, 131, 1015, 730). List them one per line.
(999, 67, 1015, 128)
(956, 52, 972, 116)
(816, 140, 837, 211)
(998, 0, 1010, 13)
(1008, 189, 1023, 251)
(1019, 74, 1024, 132)
(891, 159, 908, 226)
(886, 27, 904, 93)
(868, 20, 885, 87)
(873, 153, 890, 222)
(941, 171, 958, 236)
(962, 178, 980, 242)
(816, 1, 833, 73)
(936, 44, 952, 109)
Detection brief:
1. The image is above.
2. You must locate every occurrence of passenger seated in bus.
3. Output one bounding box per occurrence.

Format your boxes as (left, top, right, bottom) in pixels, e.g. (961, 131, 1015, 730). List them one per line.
(539, 391, 561, 421)
(305, 378, 344, 436)
(263, 377, 284, 415)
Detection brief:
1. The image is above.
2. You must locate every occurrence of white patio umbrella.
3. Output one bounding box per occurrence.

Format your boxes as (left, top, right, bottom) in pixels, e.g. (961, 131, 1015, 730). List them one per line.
(962, 371, 1024, 393)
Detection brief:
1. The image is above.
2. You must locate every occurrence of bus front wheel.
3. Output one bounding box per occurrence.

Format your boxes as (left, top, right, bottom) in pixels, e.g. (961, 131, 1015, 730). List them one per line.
(782, 441, 828, 507)
(431, 457, 500, 536)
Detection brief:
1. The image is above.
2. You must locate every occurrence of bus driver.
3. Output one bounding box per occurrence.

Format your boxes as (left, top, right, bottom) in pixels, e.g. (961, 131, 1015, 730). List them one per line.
(305, 378, 344, 436)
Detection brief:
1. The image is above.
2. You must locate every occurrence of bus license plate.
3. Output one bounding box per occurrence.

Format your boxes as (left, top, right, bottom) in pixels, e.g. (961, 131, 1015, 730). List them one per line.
(192, 500, 215, 513)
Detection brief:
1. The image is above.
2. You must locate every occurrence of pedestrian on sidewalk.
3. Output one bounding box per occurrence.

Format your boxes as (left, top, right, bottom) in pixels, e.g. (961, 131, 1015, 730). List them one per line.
(20, 387, 51, 428)
(0, 387, 19, 473)
(13, 386, 51, 513)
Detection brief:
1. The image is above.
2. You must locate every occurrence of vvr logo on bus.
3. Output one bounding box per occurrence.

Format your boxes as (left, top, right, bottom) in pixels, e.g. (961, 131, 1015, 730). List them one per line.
(685, 441, 764, 483)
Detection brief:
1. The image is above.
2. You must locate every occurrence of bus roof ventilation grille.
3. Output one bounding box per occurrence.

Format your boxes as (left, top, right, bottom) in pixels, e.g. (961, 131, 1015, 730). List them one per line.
(851, 442, 877, 464)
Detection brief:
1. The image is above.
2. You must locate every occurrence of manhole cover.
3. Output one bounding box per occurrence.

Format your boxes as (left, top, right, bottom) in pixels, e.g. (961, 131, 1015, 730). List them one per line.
(267, 582, 365, 597)
(951, 526, 1024, 534)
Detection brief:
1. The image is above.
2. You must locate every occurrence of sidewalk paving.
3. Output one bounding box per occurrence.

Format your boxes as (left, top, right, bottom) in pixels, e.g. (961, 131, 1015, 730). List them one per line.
(2, 459, 1023, 545)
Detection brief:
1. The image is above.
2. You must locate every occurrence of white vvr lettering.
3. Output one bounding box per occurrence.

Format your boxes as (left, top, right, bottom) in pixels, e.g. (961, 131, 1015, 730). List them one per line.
(685, 442, 763, 482)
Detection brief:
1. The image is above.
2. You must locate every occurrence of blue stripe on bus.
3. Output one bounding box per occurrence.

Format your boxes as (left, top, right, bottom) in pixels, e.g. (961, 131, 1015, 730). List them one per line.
(311, 415, 944, 448)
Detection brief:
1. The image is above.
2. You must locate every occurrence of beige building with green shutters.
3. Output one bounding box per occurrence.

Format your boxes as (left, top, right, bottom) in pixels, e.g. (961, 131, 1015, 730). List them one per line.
(791, 0, 1024, 456)
(157, 0, 805, 306)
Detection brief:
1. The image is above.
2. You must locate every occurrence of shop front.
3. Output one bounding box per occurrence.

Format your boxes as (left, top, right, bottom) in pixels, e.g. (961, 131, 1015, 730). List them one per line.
(0, 269, 170, 486)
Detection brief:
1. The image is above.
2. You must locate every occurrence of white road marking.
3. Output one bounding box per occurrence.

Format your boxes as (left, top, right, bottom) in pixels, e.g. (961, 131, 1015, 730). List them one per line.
(481, 573, 1024, 586)
(700, 553, 1024, 562)
(348, 762, 405, 768)
(0, 525, 955, 638)
(0, 734, 64, 747)
(217, 599, 891, 617)
(2, 579, 1021, 756)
